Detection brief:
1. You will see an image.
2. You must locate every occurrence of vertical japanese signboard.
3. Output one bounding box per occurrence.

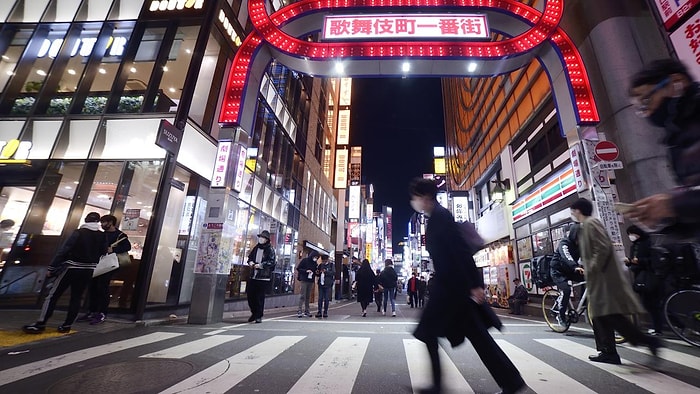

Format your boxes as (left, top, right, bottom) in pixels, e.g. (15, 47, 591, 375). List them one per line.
(334, 149, 348, 189)
(212, 141, 232, 188)
(670, 9, 700, 81)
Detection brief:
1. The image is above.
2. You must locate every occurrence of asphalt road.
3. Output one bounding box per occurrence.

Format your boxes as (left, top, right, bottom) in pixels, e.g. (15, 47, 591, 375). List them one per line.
(1, 301, 699, 394)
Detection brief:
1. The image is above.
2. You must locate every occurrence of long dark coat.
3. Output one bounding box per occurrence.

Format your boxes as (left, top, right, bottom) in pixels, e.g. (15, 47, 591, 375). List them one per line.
(355, 264, 376, 304)
(413, 204, 493, 347)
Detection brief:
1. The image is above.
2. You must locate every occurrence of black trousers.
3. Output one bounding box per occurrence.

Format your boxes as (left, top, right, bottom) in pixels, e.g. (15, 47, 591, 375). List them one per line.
(408, 291, 418, 307)
(374, 290, 383, 311)
(88, 269, 117, 314)
(592, 314, 652, 354)
(38, 268, 93, 326)
(246, 279, 268, 319)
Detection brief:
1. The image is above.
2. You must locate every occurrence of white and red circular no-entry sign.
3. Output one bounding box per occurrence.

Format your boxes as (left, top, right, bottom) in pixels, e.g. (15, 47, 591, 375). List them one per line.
(594, 140, 619, 161)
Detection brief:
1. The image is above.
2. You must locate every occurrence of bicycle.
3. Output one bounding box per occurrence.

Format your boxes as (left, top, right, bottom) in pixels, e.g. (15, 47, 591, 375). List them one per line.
(542, 281, 589, 333)
(541, 281, 627, 342)
(664, 283, 700, 347)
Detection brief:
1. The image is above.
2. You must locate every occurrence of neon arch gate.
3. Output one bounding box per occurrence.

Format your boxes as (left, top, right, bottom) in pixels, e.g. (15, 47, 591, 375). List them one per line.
(219, 0, 599, 146)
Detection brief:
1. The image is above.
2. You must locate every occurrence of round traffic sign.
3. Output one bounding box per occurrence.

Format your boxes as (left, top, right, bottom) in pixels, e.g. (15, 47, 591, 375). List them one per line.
(594, 140, 619, 161)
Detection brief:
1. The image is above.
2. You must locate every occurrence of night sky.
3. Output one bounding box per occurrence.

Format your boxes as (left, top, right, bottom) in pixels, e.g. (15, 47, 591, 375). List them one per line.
(350, 77, 446, 254)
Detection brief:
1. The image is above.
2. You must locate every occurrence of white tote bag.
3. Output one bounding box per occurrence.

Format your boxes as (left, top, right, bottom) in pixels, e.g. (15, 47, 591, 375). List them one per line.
(93, 253, 119, 277)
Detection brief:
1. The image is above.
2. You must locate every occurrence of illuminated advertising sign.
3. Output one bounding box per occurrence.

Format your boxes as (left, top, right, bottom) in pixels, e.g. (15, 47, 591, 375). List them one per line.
(433, 157, 445, 174)
(323, 14, 489, 40)
(348, 185, 361, 219)
(211, 141, 232, 187)
(149, 0, 205, 11)
(653, 0, 700, 30)
(232, 144, 247, 192)
(511, 166, 576, 222)
(337, 109, 351, 145)
(0, 140, 32, 164)
(37, 36, 127, 59)
(452, 196, 469, 223)
(334, 149, 348, 189)
(670, 9, 700, 81)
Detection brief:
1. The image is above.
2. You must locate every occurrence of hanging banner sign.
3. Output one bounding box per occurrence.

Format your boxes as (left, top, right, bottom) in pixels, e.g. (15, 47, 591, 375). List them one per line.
(323, 14, 489, 40)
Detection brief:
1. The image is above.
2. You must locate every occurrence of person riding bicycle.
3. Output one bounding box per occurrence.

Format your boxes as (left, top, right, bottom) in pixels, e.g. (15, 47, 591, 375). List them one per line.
(550, 223, 585, 326)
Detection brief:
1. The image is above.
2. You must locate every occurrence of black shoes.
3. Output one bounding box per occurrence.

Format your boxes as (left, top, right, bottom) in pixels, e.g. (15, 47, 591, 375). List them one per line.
(588, 352, 621, 365)
(22, 323, 46, 334)
(648, 336, 662, 357)
(57, 325, 71, 333)
(76, 313, 93, 322)
(248, 315, 256, 322)
(315, 313, 322, 318)
(254, 318, 262, 323)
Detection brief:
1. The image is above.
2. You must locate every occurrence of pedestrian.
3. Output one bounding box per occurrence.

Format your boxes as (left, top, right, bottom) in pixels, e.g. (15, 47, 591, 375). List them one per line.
(355, 259, 375, 317)
(23, 212, 107, 334)
(417, 276, 427, 307)
(296, 250, 319, 318)
(550, 223, 585, 326)
(507, 278, 529, 315)
(78, 214, 131, 325)
(246, 230, 276, 324)
(378, 259, 398, 317)
(315, 254, 334, 318)
(373, 268, 384, 312)
(407, 271, 419, 308)
(625, 225, 664, 335)
(409, 178, 524, 394)
(627, 59, 700, 240)
(570, 198, 661, 364)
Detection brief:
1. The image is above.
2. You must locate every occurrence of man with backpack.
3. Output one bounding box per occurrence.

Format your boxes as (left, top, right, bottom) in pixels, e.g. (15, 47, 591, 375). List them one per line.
(550, 223, 585, 326)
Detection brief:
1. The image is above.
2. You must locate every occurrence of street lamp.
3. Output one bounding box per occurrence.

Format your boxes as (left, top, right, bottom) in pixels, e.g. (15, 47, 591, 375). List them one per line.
(491, 178, 511, 203)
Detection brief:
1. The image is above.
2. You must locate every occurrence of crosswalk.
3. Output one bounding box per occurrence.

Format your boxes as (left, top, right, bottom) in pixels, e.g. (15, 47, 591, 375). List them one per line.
(1, 328, 699, 393)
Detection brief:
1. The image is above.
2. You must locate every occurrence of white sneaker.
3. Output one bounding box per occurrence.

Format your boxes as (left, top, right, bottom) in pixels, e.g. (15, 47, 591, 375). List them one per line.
(392, 311, 396, 317)
(382, 311, 386, 316)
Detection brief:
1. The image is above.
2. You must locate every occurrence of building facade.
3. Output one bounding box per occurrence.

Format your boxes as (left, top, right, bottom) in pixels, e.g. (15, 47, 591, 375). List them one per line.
(0, 0, 340, 319)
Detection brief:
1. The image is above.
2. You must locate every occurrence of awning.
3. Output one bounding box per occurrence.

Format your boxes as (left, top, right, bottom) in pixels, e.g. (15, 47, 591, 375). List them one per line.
(303, 240, 329, 256)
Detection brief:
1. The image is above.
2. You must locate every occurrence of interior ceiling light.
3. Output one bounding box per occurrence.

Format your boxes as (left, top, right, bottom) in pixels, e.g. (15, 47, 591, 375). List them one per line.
(402, 62, 410, 72)
(67, 69, 76, 75)
(36, 70, 47, 76)
(467, 62, 477, 73)
(98, 68, 107, 74)
(163, 66, 169, 72)
(130, 67, 137, 73)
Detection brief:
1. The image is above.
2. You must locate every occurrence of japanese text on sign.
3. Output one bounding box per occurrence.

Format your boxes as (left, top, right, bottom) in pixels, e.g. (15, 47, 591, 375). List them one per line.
(212, 141, 232, 188)
(653, 0, 700, 30)
(323, 14, 489, 40)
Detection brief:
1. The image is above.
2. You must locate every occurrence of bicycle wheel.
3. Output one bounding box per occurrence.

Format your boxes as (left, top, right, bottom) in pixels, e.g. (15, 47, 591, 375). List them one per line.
(664, 289, 700, 347)
(542, 289, 570, 332)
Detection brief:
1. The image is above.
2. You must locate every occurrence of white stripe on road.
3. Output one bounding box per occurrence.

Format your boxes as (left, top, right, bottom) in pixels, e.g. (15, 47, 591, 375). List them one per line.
(0, 332, 183, 386)
(159, 335, 305, 394)
(140, 335, 242, 359)
(203, 329, 227, 335)
(274, 319, 418, 325)
(403, 339, 474, 394)
(495, 339, 596, 394)
(287, 337, 370, 393)
(537, 339, 700, 394)
(621, 343, 700, 368)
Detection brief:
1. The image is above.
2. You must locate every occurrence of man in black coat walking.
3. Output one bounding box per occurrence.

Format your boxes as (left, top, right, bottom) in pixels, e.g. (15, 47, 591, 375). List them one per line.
(246, 230, 276, 323)
(409, 178, 524, 394)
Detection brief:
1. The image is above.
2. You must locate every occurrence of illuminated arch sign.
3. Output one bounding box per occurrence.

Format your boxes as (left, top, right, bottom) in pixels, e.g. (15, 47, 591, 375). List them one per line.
(220, 0, 599, 128)
(323, 14, 490, 40)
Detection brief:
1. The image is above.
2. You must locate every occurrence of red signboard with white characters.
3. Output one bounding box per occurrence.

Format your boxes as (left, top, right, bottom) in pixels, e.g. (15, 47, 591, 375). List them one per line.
(594, 140, 619, 162)
(323, 14, 490, 40)
(670, 8, 700, 82)
(654, 0, 700, 30)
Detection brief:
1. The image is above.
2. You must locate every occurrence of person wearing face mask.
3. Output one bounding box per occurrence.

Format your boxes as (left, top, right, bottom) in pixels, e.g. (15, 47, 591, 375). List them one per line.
(624, 225, 664, 335)
(296, 249, 319, 318)
(246, 230, 276, 323)
(409, 178, 524, 394)
(627, 59, 700, 240)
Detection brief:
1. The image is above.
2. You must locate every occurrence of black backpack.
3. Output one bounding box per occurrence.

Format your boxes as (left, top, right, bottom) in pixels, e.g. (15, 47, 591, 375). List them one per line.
(531, 254, 555, 288)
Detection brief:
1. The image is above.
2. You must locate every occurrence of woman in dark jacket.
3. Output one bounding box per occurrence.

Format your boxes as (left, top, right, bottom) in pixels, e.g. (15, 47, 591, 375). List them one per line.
(625, 225, 664, 335)
(355, 259, 375, 317)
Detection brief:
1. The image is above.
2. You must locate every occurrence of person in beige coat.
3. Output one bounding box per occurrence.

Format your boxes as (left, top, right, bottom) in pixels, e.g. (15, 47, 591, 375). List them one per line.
(571, 198, 662, 365)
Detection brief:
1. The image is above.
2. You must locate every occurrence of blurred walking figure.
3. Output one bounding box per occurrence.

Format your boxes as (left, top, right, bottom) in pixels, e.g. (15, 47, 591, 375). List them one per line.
(571, 198, 661, 364)
(78, 214, 131, 325)
(296, 250, 319, 318)
(355, 259, 375, 317)
(373, 269, 383, 312)
(407, 272, 419, 307)
(23, 212, 107, 334)
(625, 225, 664, 335)
(315, 254, 334, 318)
(627, 59, 700, 240)
(409, 178, 524, 394)
(417, 276, 427, 307)
(246, 230, 276, 323)
(378, 259, 398, 316)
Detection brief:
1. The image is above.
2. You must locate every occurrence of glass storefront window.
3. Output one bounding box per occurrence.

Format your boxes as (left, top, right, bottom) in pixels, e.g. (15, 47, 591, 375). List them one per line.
(188, 32, 220, 128)
(516, 237, 533, 261)
(153, 25, 198, 113)
(0, 187, 35, 266)
(178, 186, 208, 304)
(74, 0, 113, 22)
(42, 162, 85, 235)
(531, 229, 553, 257)
(52, 119, 99, 159)
(0, 28, 31, 95)
(117, 27, 166, 113)
(107, 0, 142, 20)
(92, 118, 168, 159)
(147, 166, 189, 305)
(24, 120, 61, 159)
(42, 0, 82, 22)
(78, 162, 123, 219)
